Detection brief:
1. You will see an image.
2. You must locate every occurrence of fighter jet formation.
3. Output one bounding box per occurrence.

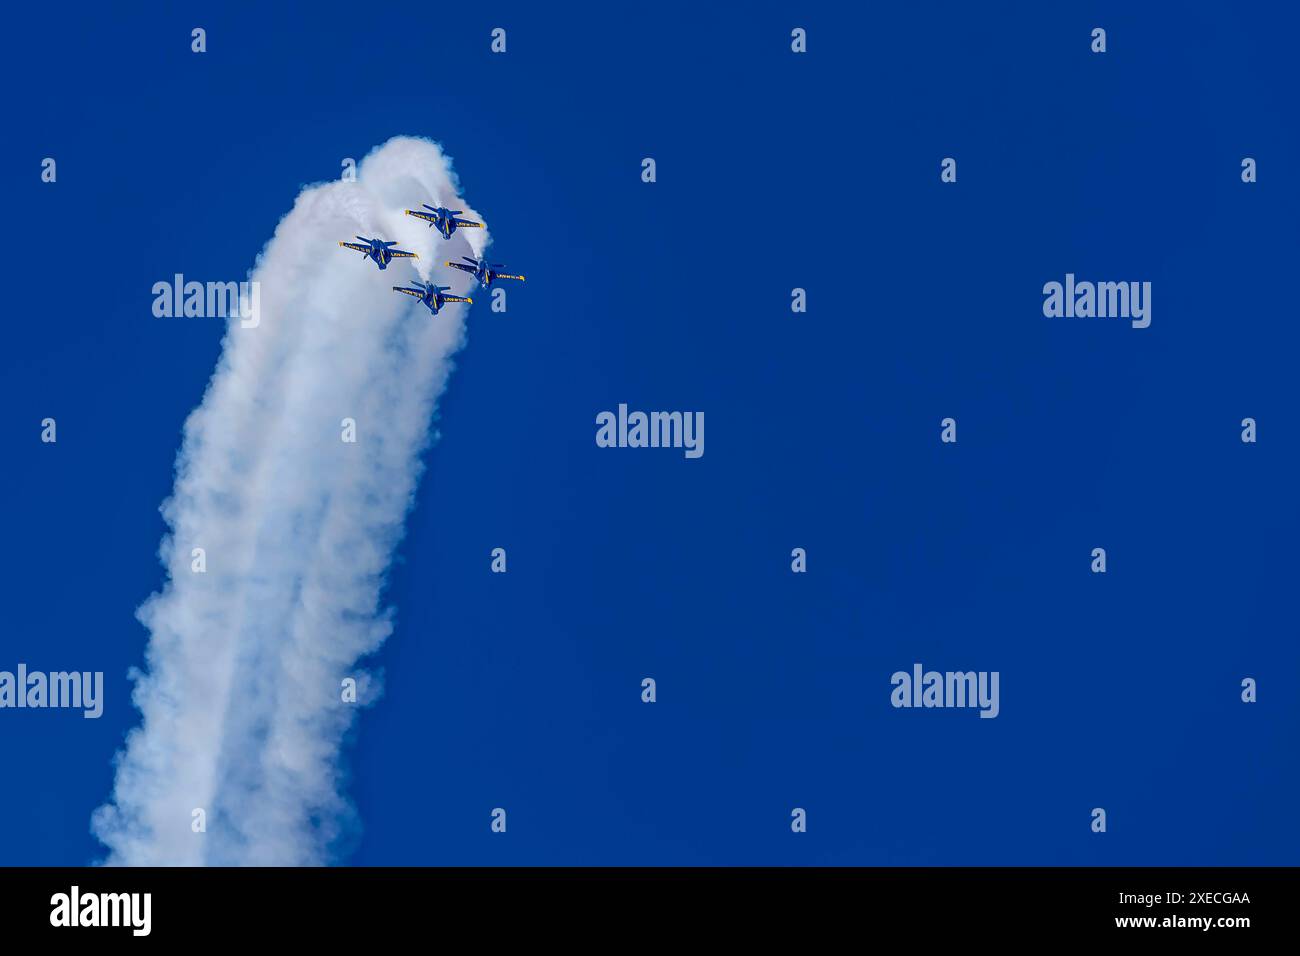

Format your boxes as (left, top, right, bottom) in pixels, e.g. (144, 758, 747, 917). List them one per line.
(337, 199, 521, 317)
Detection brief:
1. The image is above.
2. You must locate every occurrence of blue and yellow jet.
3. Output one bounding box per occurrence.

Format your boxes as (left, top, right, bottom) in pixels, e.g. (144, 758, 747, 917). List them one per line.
(392, 280, 473, 316)
(445, 256, 525, 288)
(338, 236, 419, 270)
(404, 204, 483, 240)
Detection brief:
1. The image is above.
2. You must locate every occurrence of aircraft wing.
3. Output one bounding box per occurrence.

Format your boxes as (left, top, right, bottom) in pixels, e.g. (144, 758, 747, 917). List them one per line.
(442, 295, 473, 304)
(405, 209, 439, 224)
(495, 273, 525, 281)
(339, 242, 370, 253)
(387, 250, 418, 259)
(392, 286, 424, 298)
(451, 219, 482, 229)
(446, 261, 477, 275)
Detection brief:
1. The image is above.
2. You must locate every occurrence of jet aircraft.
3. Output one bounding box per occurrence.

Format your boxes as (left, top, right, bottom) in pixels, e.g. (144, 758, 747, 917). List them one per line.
(445, 256, 525, 288)
(338, 236, 418, 270)
(392, 280, 473, 315)
(405, 204, 483, 239)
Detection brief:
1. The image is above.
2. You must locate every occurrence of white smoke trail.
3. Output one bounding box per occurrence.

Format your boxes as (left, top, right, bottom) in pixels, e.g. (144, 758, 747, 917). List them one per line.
(92, 137, 486, 865)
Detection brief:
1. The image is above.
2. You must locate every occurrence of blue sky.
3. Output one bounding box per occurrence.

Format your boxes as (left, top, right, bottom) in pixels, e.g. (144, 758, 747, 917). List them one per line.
(2, 2, 1297, 865)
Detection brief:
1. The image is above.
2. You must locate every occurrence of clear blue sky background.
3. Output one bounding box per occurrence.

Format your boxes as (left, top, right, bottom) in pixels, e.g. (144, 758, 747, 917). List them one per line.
(2, 2, 1297, 865)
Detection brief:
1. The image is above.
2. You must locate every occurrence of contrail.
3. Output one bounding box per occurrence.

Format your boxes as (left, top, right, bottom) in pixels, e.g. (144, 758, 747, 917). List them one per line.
(92, 136, 487, 865)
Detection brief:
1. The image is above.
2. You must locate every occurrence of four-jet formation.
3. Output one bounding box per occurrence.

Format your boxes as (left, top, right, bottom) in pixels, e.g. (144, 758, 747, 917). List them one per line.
(404, 204, 483, 239)
(392, 280, 473, 316)
(445, 256, 525, 288)
(337, 236, 419, 271)
(337, 199, 520, 318)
